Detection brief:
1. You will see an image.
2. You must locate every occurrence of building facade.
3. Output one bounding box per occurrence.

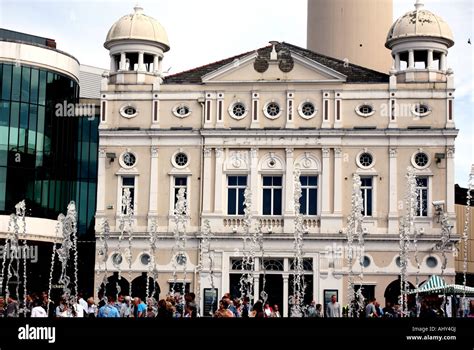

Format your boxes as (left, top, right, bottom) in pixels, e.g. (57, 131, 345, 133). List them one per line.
(0, 29, 99, 295)
(95, 3, 458, 316)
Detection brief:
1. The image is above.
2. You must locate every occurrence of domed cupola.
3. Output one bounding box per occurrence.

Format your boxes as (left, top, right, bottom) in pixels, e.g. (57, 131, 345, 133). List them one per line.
(104, 5, 170, 84)
(385, 0, 454, 83)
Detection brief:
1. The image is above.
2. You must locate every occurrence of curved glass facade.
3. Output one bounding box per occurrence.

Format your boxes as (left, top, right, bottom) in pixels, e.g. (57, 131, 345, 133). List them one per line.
(0, 62, 97, 238)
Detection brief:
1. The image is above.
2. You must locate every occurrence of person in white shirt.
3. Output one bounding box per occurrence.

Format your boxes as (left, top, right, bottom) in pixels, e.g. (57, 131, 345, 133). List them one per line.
(73, 301, 84, 317)
(31, 299, 47, 318)
(78, 293, 88, 315)
(86, 297, 97, 318)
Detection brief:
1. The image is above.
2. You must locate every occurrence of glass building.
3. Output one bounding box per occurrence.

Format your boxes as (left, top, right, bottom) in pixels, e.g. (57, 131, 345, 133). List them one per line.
(0, 29, 98, 239)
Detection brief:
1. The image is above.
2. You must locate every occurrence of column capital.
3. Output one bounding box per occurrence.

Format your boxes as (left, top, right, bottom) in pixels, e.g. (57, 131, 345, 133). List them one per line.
(334, 148, 342, 158)
(215, 148, 224, 158)
(389, 148, 398, 158)
(151, 146, 159, 158)
(447, 147, 455, 158)
(99, 148, 107, 158)
(203, 147, 212, 158)
(322, 148, 330, 158)
(285, 148, 294, 157)
(250, 148, 259, 159)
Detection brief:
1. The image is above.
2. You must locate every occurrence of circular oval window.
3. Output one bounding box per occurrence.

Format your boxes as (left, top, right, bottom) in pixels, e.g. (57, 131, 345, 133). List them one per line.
(355, 104, 375, 117)
(229, 102, 248, 119)
(174, 152, 189, 168)
(356, 151, 375, 169)
(176, 253, 187, 266)
(412, 104, 431, 117)
(426, 256, 438, 268)
(173, 104, 191, 118)
(298, 101, 317, 119)
(121, 152, 137, 168)
(264, 102, 281, 119)
(140, 253, 151, 266)
(112, 253, 123, 266)
(360, 256, 371, 268)
(120, 105, 138, 118)
(412, 151, 430, 169)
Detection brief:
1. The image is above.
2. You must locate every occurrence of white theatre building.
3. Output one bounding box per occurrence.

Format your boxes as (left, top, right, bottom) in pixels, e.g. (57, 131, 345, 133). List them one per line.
(94, 2, 458, 316)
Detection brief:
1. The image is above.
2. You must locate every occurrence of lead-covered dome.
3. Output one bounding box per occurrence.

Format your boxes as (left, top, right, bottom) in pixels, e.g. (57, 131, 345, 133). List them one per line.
(104, 5, 170, 51)
(386, 1, 454, 49)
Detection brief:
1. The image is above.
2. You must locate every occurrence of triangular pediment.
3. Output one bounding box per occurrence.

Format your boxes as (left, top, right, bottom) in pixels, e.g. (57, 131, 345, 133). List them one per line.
(201, 50, 347, 84)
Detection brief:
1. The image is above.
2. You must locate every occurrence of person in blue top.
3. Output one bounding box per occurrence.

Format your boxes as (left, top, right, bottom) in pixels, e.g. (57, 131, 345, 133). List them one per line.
(98, 296, 120, 318)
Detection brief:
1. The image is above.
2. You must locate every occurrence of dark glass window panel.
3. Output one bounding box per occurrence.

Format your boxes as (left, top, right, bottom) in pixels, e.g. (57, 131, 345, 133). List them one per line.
(309, 188, 317, 215)
(237, 176, 247, 186)
(9, 102, 19, 149)
(274, 188, 282, 215)
(300, 188, 307, 214)
(263, 188, 271, 215)
(38, 71, 46, 105)
(300, 176, 308, 186)
(29, 68, 39, 104)
(21, 67, 30, 102)
(366, 188, 373, 216)
(228, 176, 237, 186)
(416, 177, 428, 187)
(361, 177, 372, 187)
(2, 64, 12, 100)
(11, 66, 21, 101)
(228, 188, 236, 215)
(123, 177, 135, 186)
(0, 167, 6, 210)
(273, 176, 282, 187)
(238, 188, 245, 215)
(308, 176, 317, 186)
(263, 176, 272, 186)
(0, 102, 9, 165)
(175, 177, 187, 186)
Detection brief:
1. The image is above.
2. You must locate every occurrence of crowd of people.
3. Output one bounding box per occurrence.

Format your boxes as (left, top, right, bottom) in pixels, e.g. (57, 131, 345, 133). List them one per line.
(0, 291, 473, 318)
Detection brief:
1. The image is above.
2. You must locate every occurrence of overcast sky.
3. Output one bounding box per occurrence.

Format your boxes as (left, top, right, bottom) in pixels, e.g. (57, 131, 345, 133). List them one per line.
(1, 0, 472, 186)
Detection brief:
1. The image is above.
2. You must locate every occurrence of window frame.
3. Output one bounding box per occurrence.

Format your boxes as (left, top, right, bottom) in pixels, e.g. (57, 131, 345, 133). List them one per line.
(262, 175, 283, 216)
(360, 176, 373, 217)
(299, 175, 318, 216)
(227, 175, 247, 216)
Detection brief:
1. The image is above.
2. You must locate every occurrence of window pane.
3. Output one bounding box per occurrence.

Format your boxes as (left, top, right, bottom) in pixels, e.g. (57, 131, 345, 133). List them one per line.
(273, 189, 282, 215)
(366, 189, 373, 216)
(416, 177, 428, 187)
(175, 177, 187, 186)
(238, 188, 245, 215)
(123, 177, 135, 186)
(2, 65, 12, 100)
(309, 188, 317, 215)
(300, 176, 308, 186)
(21, 66, 30, 103)
(9, 102, 19, 148)
(30, 69, 39, 104)
(263, 188, 271, 215)
(38, 71, 47, 106)
(300, 188, 307, 214)
(11, 66, 21, 101)
(273, 176, 282, 186)
(228, 176, 237, 186)
(308, 176, 318, 186)
(263, 176, 272, 186)
(0, 167, 6, 210)
(228, 188, 236, 215)
(361, 177, 372, 187)
(238, 176, 247, 186)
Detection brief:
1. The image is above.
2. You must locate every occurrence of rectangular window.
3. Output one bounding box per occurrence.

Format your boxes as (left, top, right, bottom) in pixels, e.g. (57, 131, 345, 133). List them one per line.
(153, 100, 158, 122)
(336, 100, 341, 121)
(253, 100, 258, 121)
(121, 177, 135, 214)
(361, 177, 373, 217)
(288, 100, 293, 121)
(174, 177, 187, 207)
(416, 177, 428, 217)
(101, 101, 106, 122)
(218, 100, 223, 122)
(262, 176, 282, 216)
(11, 66, 21, 102)
(448, 100, 453, 121)
(206, 100, 211, 121)
(2, 64, 12, 100)
(300, 176, 318, 215)
(227, 176, 247, 215)
(324, 100, 329, 121)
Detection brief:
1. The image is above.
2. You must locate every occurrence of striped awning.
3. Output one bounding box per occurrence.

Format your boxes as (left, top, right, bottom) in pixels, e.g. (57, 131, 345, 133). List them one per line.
(407, 275, 474, 295)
